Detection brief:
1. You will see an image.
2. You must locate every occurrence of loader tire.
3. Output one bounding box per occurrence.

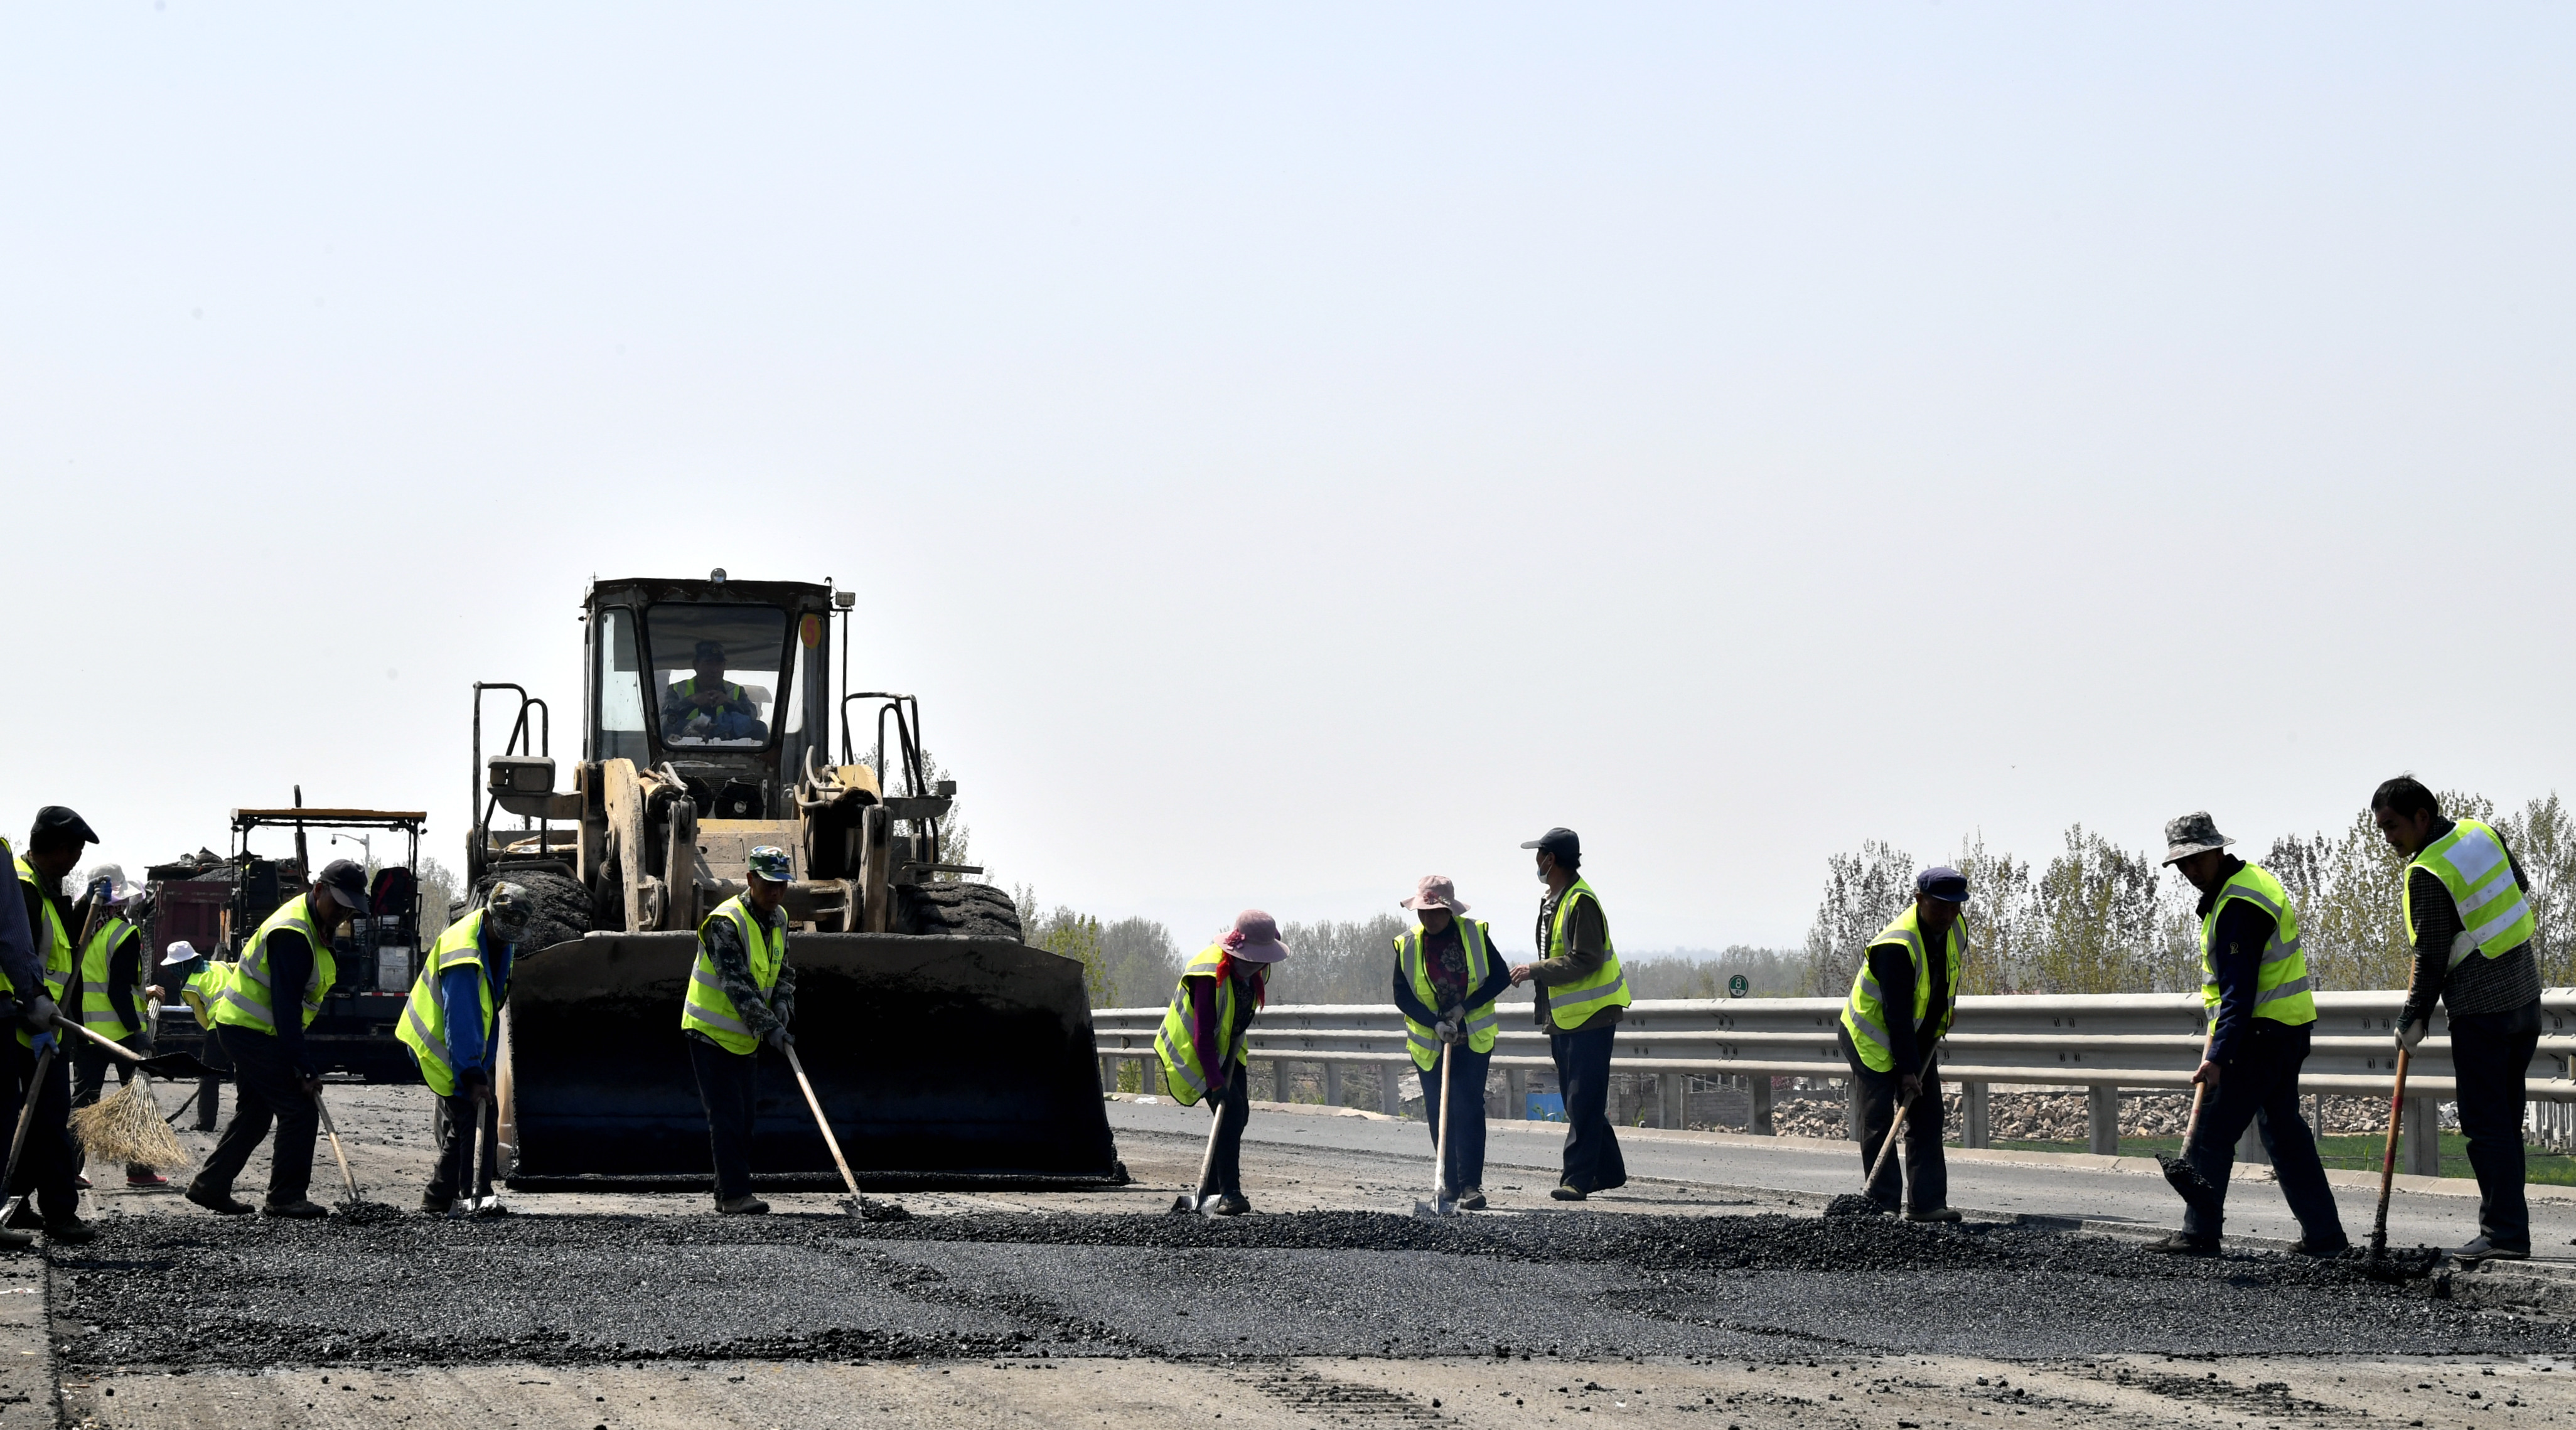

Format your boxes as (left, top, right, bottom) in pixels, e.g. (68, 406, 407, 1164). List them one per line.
(896, 880, 1024, 941)
(473, 865, 593, 951)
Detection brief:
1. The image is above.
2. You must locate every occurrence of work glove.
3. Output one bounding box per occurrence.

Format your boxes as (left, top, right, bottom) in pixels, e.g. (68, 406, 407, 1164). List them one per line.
(762, 1024, 796, 1053)
(28, 1030, 55, 1058)
(1434, 1018, 1461, 1045)
(20, 996, 56, 1035)
(2396, 1017, 2428, 1052)
(456, 1067, 490, 1096)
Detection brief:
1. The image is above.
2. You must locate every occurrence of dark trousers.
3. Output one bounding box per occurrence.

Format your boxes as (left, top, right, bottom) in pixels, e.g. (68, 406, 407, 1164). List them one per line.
(71, 1035, 152, 1176)
(1, 1039, 79, 1219)
(194, 1027, 231, 1133)
(1840, 1027, 1947, 1214)
(2180, 1020, 2346, 1244)
(687, 1036, 758, 1202)
(198, 1026, 319, 1204)
(1550, 1024, 1626, 1194)
(427, 1088, 502, 1203)
(1416, 1044, 1492, 1194)
(2449, 1000, 2541, 1252)
(1194, 1066, 1251, 1199)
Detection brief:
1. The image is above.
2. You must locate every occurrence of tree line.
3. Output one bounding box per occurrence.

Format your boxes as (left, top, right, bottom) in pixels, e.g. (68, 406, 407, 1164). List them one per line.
(1800, 791, 2570, 1000)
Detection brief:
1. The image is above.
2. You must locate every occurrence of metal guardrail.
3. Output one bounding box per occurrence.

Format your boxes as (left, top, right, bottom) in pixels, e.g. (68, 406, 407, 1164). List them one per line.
(1091, 990, 2576, 1174)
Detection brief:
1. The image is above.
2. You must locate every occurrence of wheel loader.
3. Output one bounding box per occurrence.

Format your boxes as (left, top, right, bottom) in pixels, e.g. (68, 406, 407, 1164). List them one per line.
(468, 570, 1120, 1191)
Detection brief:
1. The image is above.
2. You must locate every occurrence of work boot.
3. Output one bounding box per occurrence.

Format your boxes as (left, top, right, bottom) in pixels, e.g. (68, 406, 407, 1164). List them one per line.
(1211, 1194, 1251, 1217)
(0, 1227, 30, 1251)
(716, 1195, 770, 1216)
(420, 1190, 452, 1216)
(185, 1180, 252, 1217)
(2289, 1234, 2351, 1257)
(43, 1215, 97, 1245)
(72, 1174, 90, 1191)
(126, 1170, 169, 1190)
(1906, 1207, 1964, 1224)
(2144, 1232, 2219, 1257)
(1, 1198, 38, 1231)
(262, 1198, 330, 1219)
(1550, 1184, 1587, 1202)
(2446, 1235, 2528, 1263)
(1457, 1187, 1488, 1210)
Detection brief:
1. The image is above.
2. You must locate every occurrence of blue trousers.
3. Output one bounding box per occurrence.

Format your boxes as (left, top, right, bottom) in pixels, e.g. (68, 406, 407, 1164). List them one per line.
(1550, 1024, 1626, 1193)
(1415, 1044, 1491, 1194)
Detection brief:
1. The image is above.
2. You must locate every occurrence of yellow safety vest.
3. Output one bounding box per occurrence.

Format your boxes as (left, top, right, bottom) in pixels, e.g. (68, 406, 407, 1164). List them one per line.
(1840, 904, 1967, 1074)
(680, 894, 783, 1055)
(76, 916, 149, 1039)
(2404, 818, 2537, 969)
(180, 964, 232, 1030)
(2199, 861, 2316, 1029)
(1395, 919, 1499, 1070)
(1537, 880, 1628, 1031)
(12, 853, 73, 1050)
(395, 910, 507, 1096)
(1154, 944, 1261, 1107)
(212, 897, 339, 1035)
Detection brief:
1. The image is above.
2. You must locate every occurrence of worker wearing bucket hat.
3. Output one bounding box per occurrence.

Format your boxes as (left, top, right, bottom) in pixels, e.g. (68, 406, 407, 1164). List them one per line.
(1391, 877, 1509, 1209)
(682, 846, 800, 1215)
(163, 939, 232, 1133)
(1154, 910, 1289, 1215)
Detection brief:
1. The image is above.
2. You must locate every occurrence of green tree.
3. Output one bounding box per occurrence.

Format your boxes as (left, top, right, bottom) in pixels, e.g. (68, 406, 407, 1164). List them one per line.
(1951, 833, 2032, 995)
(1013, 887, 1109, 1005)
(2024, 826, 2169, 994)
(1800, 841, 1916, 996)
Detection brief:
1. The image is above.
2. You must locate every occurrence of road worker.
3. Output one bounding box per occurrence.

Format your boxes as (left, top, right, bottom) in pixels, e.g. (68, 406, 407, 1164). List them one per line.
(1506, 828, 1631, 1202)
(6, 808, 95, 1242)
(188, 858, 371, 1219)
(1390, 876, 1509, 1209)
(683, 846, 798, 1215)
(0, 829, 46, 1250)
(1154, 909, 1290, 1216)
(2151, 811, 2348, 1257)
(397, 882, 532, 1217)
(163, 939, 230, 1133)
(70, 879, 167, 1190)
(2377, 776, 2543, 1263)
(1838, 866, 1969, 1222)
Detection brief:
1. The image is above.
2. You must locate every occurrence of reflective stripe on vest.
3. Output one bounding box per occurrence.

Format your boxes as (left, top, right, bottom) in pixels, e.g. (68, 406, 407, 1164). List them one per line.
(1396, 919, 1498, 1070)
(1154, 944, 1247, 1107)
(1540, 881, 1629, 1030)
(212, 897, 338, 1035)
(679, 895, 783, 1055)
(2404, 819, 2536, 969)
(14, 853, 75, 1050)
(76, 917, 148, 1036)
(1840, 904, 1968, 1074)
(2199, 861, 2316, 1028)
(395, 910, 502, 1096)
(181, 966, 231, 1030)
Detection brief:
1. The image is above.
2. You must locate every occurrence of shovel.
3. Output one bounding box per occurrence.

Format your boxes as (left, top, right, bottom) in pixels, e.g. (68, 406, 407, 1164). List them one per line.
(1169, 1082, 1229, 1216)
(2158, 1077, 2221, 1215)
(1840, 1046, 1941, 1215)
(782, 1043, 867, 1215)
(1414, 1042, 1459, 1219)
(313, 1087, 363, 1205)
(2369, 1045, 2412, 1262)
(52, 1015, 213, 1082)
(0, 1040, 60, 1246)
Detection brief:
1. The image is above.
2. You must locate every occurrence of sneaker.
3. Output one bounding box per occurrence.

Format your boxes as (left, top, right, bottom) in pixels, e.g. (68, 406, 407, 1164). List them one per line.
(471, 1198, 512, 1219)
(0, 1198, 38, 1231)
(2446, 1235, 2528, 1263)
(125, 1171, 170, 1190)
(716, 1195, 770, 1216)
(1458, 1187, 1488, 1210)
(261, 1198, 330, 1219)
(1549, 1184, 1587, 1202)
(1906, 1207, 1965, 1224)
(185, 1181, 253, 1217)
(2145, 1232, 2219, 1257)
(2289, 1234, 2351, 1258)
(43, 1216, 97, 1244)
(1211, 1194, 1251, 1217)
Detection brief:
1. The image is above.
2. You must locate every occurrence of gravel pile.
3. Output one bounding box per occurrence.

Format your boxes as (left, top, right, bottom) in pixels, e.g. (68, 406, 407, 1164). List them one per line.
(1767, 1090, 2401, 1143)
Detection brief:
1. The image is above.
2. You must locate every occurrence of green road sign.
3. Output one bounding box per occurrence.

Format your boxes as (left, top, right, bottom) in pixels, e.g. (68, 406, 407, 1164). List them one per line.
(1727, 974, 1748, 998)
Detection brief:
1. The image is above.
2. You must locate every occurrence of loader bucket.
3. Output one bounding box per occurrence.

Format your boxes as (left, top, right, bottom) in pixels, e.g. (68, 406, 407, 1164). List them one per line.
(502, 932, 1123, 1192)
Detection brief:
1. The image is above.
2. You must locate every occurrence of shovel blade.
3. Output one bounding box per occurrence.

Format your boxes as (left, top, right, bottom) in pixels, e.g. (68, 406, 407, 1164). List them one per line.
(1412, 1198, 1459, 1219)
(2157, 1153, 2222, 1215)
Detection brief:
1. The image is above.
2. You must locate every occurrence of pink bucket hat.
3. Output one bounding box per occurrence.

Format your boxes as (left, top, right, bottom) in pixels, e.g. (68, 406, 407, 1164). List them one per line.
(1220, 909, 1291, 964)
(1398, 875, 1469, 914)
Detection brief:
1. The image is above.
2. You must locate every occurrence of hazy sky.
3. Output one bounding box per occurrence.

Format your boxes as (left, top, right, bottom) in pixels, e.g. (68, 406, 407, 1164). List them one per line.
(5, 4, 2569, 958)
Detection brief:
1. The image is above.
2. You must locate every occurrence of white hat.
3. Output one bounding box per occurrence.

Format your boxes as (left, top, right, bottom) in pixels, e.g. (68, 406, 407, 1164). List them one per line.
(160, 939, 200, 967)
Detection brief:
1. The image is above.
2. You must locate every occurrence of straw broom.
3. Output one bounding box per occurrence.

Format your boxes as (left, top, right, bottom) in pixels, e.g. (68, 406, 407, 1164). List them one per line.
(72, 1073, 191, 1171)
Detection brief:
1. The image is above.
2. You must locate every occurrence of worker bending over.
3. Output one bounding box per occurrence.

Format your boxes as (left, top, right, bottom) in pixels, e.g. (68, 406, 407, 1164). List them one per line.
(397, 883, 532, 1217)
(2152, 811, 2347, 1257)
(1390, 876, 1509, 1209)
(2378, 776, 2543, 1263)
(683, 846, 798, 1215)
(7, 808, 96, 1243)
(190, 858, 370, 1219)
(1155, 910, 1289, 1215)
(1508, 828, 1629, 1202)
(1838, 866, 1970, 1221)
(0, 825, 50, 1251)
(71, 880, 166, 1190)
(164, 941, 232, 1132)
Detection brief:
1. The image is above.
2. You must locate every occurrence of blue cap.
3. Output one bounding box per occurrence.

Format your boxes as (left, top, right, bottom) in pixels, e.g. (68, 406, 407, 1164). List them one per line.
(1916, 866, 1969, 903)
(746, 846, 793, 883)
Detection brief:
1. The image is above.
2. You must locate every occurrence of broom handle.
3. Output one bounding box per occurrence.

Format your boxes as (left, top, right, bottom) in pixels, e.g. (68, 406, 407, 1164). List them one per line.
(784, 1045, 861, 1198)
(2, 1043, 58, 1207)
(2371, 1045, 2412, 1252)
(52, 1015, 146, 1063)
(314, 1089, 362, 1204)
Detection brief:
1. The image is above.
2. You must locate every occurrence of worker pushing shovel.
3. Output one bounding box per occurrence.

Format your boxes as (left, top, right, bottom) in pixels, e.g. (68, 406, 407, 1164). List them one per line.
(1394, 877, 1506, 1214)
(1828, 867, 1970, 1222)
(1156, 912, 1288, 1217)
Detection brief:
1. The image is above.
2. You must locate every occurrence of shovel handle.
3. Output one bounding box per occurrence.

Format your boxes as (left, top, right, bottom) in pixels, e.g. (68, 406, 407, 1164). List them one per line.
(1862, 1047, 1940, 1192)
(783, 1045, 862, 1199)
(2372, 1045, 2412, 1249)
(1432, 1041, 1453, 1203)
(52, 1015, 145, 1064)
(314, 1089, 362, 1205)
(1, 1044, 57, 1207)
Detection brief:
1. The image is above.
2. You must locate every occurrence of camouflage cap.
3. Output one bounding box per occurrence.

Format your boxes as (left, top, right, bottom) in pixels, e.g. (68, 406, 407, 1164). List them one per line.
(2160, 811, 2236, 866)
(746, 846, 793, 883)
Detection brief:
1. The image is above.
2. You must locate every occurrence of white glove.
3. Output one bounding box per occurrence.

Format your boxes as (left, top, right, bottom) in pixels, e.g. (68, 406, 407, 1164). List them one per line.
(2395, 1017, 2427, 1052)
(1434, 1018, 1462, 1045)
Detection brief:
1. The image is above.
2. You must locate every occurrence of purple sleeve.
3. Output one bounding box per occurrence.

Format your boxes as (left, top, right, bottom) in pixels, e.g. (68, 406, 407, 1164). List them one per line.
(1185, 975, 1223, 1091)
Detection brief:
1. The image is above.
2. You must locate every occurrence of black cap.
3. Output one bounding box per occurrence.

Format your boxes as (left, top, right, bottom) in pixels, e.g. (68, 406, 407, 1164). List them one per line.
(315, 858, 372, 911)
(1916, 866, 1970, 903)
(1518, 827, 1580, 861)
(30, 807, 98, 848)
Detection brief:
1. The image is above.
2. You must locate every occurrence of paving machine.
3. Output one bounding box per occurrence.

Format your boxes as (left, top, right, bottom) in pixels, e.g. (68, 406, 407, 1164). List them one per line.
(470, 570, 1120, 1191)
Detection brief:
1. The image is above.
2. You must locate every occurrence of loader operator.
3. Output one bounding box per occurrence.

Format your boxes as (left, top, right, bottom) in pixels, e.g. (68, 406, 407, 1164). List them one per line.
(188, 858, 370, 1220)
(662, 640, 766, 743)
(2149, 811, 2348, 1259)
(682, 846, 798, 1215)
(71, 880, 168, 1190)
(1154, 910, 1290, 1216)
(397, 882, 532, 1217)
(0, 819, 60, 1251)
(6, 807, 97, 1244)
(1838, 865, 1969, 1223)
(1390, 876, 1508, 1210)
(2378, 776, 2544, 1264)
(1506, 828, 1631, 1202)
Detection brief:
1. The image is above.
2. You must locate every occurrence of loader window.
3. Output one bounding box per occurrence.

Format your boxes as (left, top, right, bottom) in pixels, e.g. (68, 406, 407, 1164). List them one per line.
(596, 607, 650, 765)
(644, 604, 788, 749)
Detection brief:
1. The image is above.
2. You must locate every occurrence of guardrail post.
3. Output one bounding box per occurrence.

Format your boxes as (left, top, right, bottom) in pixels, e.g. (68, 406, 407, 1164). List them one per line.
(1324, 1062, 1344, 1109)
(2087, 1086, 2119, 1155)
(1271, 1060, 1291, 1103)
(2235, 1116, 2270, 1168)
(2403, 1094, 2442, 1177)
(1962, 1081, 1988, 1148)
(1749, 1076, 1773, 1135)
(1660, 1074, 1687, 1131)
(1138, 1055, 1161, 1097)
(1380, 1062, 1405, 1116)
(1506, 1067, 1528, 1121)
(1845, 1079, 1862, 1142)
(1100, 1054, 1116, 1094)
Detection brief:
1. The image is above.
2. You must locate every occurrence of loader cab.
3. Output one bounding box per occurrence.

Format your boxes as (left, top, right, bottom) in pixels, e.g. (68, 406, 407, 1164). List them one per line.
(585, 573, 835, 819)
